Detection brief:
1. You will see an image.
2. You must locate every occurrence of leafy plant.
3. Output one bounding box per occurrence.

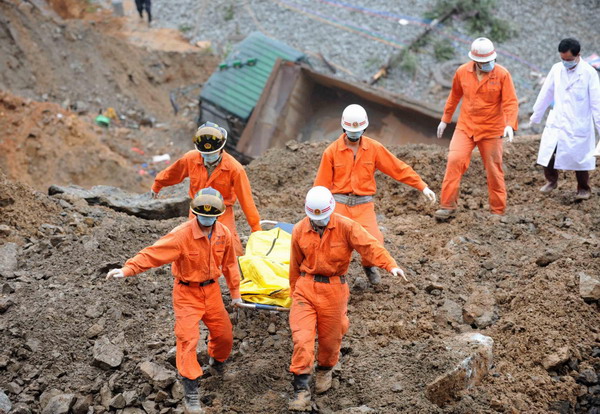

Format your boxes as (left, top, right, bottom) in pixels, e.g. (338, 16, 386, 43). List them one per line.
(178, 24, 193, 33)
(224, 4, 234, 21)
(399, 50, 418, 75)
(434, 39, 455, 61)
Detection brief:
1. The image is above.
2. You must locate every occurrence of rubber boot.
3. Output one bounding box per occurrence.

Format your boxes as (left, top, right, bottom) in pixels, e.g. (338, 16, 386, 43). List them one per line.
(434, 208, 456, 220)
(363, 266, 381, 285)
(315, 366, 333, 394)
(288, 374, 311, 412)
(182, 378, 204, 414)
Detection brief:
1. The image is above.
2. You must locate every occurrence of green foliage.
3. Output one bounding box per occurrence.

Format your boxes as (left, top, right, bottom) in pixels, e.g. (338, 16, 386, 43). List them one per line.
(434, 39, 455, 61)
(224, 4, 235, 21)
(178, 24, 193, 33)
(425, 0, 514, 43)
(399, 49, 417, 75)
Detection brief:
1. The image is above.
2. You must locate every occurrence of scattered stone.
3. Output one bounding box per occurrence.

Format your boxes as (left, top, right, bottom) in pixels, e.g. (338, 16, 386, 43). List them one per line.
(141, 400, 157, 414)
(72, 395, 93, 414)
(0, 298, 14, 314)
(352, 276, 369, 291)
(109, 393, 126, 409)
(342, 406, 375, 413)
(425, 333, 494, 406)
(0, 225, 12, 237)
(42, 394, 75, 414)
(435, 299, 464, 326)
(139, 361, 176, 389)
(48, 184, 189, 220)
(24, 337, 40, 353)
(425, 282, 445, 293)
(85, 305, 104, 319)
(165, 347, 177, 368)
(543, 347, 571, 371)
(233, 326, 247, 340)
(579, 272, 600, 301)
(0, 391, 11, 414)
(1, 283, 14, 294)
(0, 243, 19, 277)
(86, 322, 104, 339)
(171, 381, 184, 400)
(6, 382, 22, 395)
(267, 323, 276, 334)
(286, 140, 299, 151)
(535, 250, 561, 267)
(9, 403, 31, 414)
(391, 383, 403, 393)
(154, 390, 169, 402)
(92, 336, 124, 370)
(123, 390, 137, 406)
(463, 287, 498, 328)
(577, 369, 598, 386)
(140, 383, 153, 397)
(39, 389, 62, 410)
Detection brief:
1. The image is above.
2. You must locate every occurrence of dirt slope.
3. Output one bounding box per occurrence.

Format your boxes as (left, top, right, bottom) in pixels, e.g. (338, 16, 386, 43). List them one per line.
(1, 138, 599, 413)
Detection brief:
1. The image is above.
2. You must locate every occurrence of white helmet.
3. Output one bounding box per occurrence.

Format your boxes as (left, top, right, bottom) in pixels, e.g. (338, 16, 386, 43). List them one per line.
(305, 186, 335, 220)
(341, 104, 369, 132)
(468, 37, 497, 62)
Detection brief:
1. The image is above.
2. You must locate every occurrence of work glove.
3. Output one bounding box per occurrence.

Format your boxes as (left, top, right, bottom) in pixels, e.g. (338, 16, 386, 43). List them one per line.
(436, 121, 447, 139)
(422, 187, 436, 204)
(232, 298, 243, 307)
(150, 190, 158, 199)
(503, 126, 514, 143)
(391, 267, 408, 282)
(106, 268, 125, 280)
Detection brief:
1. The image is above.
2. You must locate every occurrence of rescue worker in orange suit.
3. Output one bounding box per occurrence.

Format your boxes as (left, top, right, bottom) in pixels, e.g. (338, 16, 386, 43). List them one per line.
(435, 37, 519, 220)
(314, 104, 435, 285)
(106, 187, 242, 414)
(151, 122, 261, 255)
(287, 186, 407, 411)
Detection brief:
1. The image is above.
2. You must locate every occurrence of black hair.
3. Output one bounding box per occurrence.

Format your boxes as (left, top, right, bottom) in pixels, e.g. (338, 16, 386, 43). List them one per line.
(558, 38, 581, 56)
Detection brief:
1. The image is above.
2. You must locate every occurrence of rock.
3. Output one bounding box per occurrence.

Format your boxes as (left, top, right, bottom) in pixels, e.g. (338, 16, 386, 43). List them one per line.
(463, 287, 498, 328)
(425, 333, 494, 406)
(352, 276, 369, 291)
(92, 336, 124, 370)
(391, 383, 403, 393)
(535, 250, 561, 267)
(6, 382, 22, 395)
(267, 323, 276, 334)
(1, 283, 14, 294)
(233, 326, 247, 340)
(0, 298, 14, 314)
(0, 391, 11, 414)
(577, 369, 598, 385)
(39, 389, 62, 410)
(86, 322, 104, 339)
(141, 400, 157, 414)
(100, 384, 111, 408)
(9, 403, 31, 414)
(72, 395, 93, 414)
(171, 381, 184, 400)
(0, 243, 19, 277)
(48, 184, 190, 220)
(435, 299, 464, 326)
(139, 361, 176, 389)
(109, 393, 126, 409)
(41, 394, 75, 414)
(122, 409, 145, 414)
(0, 225, 11, 237)
(85, 305, 104, 319)
(342, 406, 375, 413)
(579, 272, 600, 301)
(24, 337, 40, 352)
(543, 347, 571, 371)
(123, 390, 137, 406)
(165, 347, 177, 368)
(425, 282, 445, 293)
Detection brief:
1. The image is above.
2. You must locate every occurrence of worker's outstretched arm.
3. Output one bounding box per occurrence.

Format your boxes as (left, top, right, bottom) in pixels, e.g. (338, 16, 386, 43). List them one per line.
(233, 168, 261, 232)
(348, 221, 398, 272)
(151, 156, 190, 194)
(375, 146, 427, 191)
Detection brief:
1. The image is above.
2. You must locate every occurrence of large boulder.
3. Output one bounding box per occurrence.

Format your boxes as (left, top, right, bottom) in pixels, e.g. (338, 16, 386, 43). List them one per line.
(41, 394, 75, 414)
(0, 390, 11, 414)
(425, 333, 494, 406)
(48, 183, 189, 220)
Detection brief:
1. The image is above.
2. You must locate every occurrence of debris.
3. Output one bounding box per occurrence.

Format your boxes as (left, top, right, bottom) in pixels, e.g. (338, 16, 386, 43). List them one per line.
(94, 115, 110, 128)
(463, 287, 498, 328)
(152, 154, 171, 163)
(41, 394, 75, 414)
(579, 272, 600, 301)
(543, 347, 571, 371)
(92, 336, 124, 370)
(139, 361, 176, 389)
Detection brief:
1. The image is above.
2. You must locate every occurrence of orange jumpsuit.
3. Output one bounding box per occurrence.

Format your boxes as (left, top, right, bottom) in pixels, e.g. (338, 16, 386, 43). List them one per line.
(152, 150, 261, 254)
(122, 220, 240, 381)
(289, 213, 398, 374)
(314, 135, 427, 266)
(440, 62, 518, 214)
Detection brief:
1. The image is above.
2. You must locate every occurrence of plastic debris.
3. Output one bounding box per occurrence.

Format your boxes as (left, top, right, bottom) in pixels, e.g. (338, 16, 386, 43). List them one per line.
(152, 154, 171, 163)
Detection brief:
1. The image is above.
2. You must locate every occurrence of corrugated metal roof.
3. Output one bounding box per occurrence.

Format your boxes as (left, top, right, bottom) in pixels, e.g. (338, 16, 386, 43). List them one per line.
(200, 32, 306, 121)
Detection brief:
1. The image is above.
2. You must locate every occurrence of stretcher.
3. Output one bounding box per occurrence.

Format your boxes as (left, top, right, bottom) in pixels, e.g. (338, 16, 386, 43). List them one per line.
(236, 220, 293, 312)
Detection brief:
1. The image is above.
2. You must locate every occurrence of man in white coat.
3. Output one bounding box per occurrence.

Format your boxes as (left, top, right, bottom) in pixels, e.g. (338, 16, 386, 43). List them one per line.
(530, 38, 600, 200)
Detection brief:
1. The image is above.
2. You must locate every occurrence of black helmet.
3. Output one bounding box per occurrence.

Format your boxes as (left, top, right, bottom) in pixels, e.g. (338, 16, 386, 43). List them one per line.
(193, 122, 228, 154)
(190, 187, 226, 217)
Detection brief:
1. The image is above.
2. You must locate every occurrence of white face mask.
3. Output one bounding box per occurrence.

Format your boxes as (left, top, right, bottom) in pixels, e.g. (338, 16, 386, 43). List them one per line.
(311, 216, 330, 227)
(202, 152, 220, 163)
(345, 130, 363, 142)
(197, 215, 217, 227)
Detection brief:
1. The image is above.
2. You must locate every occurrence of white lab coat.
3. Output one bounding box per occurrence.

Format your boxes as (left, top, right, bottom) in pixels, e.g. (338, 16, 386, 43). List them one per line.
(530, 60, 600, 170)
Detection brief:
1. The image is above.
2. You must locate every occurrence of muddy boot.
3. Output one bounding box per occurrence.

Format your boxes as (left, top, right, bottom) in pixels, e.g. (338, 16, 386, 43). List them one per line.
(363, 266, 381, 285)
(182, 377, 204, 414)
(288, 374, 311, 412)
(434, 208, 456, 221)
(315, 366, 333, 394)
(575, 189, 591, 200)
(207, 357, 225, 377)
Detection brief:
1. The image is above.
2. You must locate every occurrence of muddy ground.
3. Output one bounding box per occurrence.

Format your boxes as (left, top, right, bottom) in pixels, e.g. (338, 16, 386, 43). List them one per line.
(1, 1, 600, 414)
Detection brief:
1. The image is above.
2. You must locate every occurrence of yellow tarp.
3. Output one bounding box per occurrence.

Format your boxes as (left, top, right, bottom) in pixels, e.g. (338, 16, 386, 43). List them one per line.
(238, 227, 292, 308)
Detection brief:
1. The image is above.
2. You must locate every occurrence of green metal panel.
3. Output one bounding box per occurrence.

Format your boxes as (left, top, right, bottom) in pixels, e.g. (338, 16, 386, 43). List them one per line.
(200, 32, 306, 121)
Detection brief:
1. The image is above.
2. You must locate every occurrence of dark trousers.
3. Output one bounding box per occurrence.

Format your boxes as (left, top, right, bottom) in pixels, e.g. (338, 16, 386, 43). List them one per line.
(135, 0, 152, 22)
(544, 152, 590, 191)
